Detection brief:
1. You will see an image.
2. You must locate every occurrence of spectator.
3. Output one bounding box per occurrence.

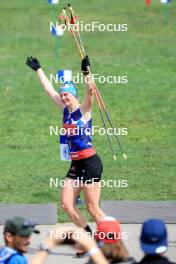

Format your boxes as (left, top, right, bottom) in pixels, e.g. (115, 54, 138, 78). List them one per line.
(137, 219, 175, 264)
(87, 216, 135, 264)
(0, 216, 39, 264)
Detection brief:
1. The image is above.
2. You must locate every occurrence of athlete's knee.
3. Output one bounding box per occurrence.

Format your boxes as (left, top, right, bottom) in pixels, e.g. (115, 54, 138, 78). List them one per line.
(60, 201, 73, 213)
(61, 202, 80, 221)
(86, 202, 98, 215)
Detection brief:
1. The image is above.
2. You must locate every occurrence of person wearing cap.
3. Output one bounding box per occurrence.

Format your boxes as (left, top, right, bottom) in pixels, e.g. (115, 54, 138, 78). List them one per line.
(87, 216, 135, 264)
(0, 216, 39, 264)
(137, 219, 175, 264)
(26, 56, 106, 256)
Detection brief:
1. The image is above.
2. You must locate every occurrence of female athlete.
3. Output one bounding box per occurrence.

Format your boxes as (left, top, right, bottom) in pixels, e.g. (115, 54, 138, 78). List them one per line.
(26, 56, 106, 250)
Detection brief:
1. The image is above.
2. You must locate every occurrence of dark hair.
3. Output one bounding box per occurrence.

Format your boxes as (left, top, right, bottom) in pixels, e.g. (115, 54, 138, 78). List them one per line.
(4, 232, 13, 246)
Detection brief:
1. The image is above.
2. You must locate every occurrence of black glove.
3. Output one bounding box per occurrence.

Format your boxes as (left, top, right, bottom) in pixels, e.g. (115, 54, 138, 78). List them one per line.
(81, 55, 90, 75)
(26, 56, 41, 71)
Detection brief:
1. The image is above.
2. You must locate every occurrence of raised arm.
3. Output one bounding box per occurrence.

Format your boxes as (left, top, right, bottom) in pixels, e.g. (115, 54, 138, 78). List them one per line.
(31, 226, 108, 264)
(72, 228, 108, 264)
(26, 57, 63, 109)
(80, 56, 94, 114)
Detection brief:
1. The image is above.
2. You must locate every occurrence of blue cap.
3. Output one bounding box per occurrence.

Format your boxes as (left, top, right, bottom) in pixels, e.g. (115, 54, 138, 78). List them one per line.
(140, 219, 168, 255)
(58, 81, 78, 98)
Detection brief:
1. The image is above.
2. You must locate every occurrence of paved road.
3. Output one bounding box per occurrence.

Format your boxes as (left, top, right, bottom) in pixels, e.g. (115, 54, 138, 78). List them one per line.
(0, 224, 175, 263)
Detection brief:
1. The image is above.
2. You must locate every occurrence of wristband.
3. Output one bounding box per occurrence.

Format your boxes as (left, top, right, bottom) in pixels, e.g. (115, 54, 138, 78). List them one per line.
(87, 246, 100, 256)
(38, 243, 51, 254)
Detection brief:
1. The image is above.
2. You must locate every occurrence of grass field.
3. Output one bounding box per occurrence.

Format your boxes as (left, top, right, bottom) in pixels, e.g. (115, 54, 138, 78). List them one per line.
(0, 0, 176, 222)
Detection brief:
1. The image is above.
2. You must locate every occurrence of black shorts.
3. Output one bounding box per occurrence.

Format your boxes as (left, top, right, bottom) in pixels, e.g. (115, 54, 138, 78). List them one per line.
(65, 154, 103, 184)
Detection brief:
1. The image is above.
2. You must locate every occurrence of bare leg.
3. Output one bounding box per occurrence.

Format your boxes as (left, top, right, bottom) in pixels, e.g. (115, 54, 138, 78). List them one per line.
(60, 178, 87, 227)
(83, 182, 106, 223)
